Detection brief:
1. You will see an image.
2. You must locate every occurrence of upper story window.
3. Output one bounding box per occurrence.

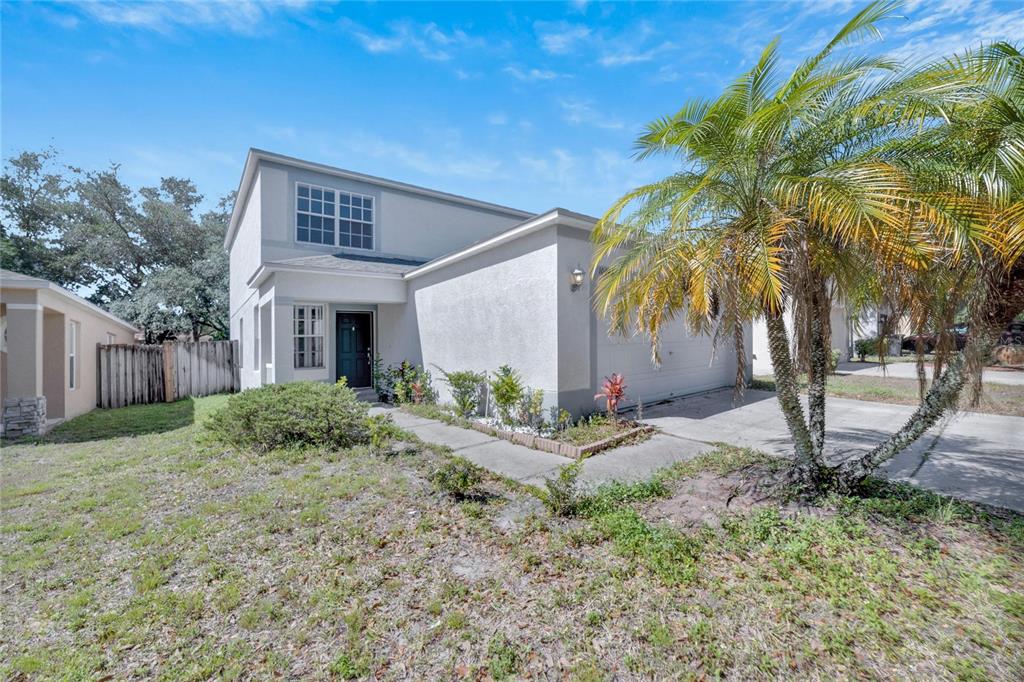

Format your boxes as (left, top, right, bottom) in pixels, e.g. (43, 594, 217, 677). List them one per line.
(296, 182, 374, 249)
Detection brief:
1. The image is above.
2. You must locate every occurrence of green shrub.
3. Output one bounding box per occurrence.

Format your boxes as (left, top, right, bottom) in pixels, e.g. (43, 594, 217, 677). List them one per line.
(435, 367, 486, 417)
(517, 388, 546, 432)
(489, 365, 524, 425)
(367, 414, 407, 455)
(542, 462, 583, 517)
(829, 348, 842, 374)
(372, 359, 436, 405)
(854, 337, 879, 362)
(206, 380, 369, 452)
(429, 456, 485, 499)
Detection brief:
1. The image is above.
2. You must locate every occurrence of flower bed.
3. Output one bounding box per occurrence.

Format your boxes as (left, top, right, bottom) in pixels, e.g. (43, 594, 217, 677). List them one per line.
(466, 418, 652, 459)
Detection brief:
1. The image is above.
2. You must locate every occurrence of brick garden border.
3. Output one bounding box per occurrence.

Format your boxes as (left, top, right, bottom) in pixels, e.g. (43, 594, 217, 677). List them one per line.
(467, 420, 653, 459)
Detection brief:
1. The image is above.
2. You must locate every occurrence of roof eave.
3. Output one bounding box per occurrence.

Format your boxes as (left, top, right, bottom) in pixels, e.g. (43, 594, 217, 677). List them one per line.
(403, 208, 596, 280)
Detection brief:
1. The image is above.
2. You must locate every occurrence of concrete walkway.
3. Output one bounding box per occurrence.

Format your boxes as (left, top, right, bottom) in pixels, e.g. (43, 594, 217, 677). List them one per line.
(374, 390, 1024, 514)
(373, 407, 709, 488)
(837, 360, 1024, 386)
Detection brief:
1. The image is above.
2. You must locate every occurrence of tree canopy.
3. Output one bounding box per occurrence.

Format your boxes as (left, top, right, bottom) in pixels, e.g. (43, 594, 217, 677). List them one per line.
(592, 0, 1023, 493)
(0, 148, 232, 342)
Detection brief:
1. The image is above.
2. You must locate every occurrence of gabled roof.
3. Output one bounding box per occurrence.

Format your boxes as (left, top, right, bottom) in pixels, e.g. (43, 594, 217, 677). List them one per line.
(0, 269, 139, 332)
(224, 148, 535, 250)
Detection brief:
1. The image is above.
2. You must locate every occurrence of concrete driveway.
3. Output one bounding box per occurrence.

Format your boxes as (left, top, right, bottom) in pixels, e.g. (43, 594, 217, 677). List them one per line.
(838, 360, 1024, 386)
(632, 389, 1024, 513)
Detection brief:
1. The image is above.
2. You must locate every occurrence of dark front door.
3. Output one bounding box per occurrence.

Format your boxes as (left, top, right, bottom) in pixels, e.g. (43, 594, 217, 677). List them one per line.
(336, 312, 372, 388)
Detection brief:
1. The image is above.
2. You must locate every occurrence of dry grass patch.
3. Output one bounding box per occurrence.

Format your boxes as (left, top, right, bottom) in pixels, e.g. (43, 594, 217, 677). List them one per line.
(2, 399, 1021, 680)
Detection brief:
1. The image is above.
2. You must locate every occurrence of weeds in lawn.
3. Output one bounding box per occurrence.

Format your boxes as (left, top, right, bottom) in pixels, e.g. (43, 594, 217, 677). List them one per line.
(429, 456, 486, 499)
(3, 398, 1021, 680)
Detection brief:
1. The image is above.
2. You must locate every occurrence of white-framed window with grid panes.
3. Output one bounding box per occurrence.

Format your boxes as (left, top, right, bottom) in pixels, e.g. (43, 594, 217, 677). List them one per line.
(295, 182, 374, 249)
(293, 305, 324, 368)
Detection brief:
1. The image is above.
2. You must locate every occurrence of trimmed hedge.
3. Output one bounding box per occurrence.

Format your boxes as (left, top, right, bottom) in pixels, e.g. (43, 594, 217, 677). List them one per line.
(206, 380, 370, 452)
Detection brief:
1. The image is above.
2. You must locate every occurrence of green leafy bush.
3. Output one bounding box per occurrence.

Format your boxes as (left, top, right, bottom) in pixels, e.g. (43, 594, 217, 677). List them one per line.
(206, 380, 369, 452)
(372, 359, 436, 405)
(854, 337, 880, 362)
(367, 413, 407, 455)
(829, 348, 842, 374)
(429, 456, 485, 499)
(542, 462, 583, 516)
(489, 365, 524, 425)
(435, 367, 486, 417)
(517, 388, 546, 432)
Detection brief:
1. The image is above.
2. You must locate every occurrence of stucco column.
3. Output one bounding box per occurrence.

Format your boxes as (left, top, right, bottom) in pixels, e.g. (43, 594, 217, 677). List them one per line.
(2, 296, 48, 436)
(5, 301, 43, 398)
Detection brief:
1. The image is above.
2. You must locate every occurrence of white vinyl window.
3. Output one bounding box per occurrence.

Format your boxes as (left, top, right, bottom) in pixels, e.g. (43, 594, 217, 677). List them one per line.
(296, 182, 373, 250)
(69, 321, 80, 390)
(293, 305, 324, 368)
(106, 332, 116, 345)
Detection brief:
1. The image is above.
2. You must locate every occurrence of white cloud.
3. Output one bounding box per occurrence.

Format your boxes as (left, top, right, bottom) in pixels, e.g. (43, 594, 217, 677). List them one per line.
(503, 65, 560, 81)
(340, 18, 482, 62)
(487, 112, 509, 126)
(337, 131, 506, 181)
(534, 20, 591, 54)
(598, 40, 675, 67)
(75, 0, 310, 35)
(559, 98, 624, 130)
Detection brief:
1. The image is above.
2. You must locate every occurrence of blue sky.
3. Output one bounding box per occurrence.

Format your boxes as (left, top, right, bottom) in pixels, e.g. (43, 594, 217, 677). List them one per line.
(3, 0, 1023, 217)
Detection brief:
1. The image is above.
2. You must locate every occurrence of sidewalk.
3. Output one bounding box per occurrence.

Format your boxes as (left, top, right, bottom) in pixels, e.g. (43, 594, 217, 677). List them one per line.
(373, 406, 709, 488)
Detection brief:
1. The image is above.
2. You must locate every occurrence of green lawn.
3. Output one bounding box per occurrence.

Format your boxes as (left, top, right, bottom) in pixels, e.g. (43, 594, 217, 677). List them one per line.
(752, 374, 1024, 417)
(2, 396, 1022, 680)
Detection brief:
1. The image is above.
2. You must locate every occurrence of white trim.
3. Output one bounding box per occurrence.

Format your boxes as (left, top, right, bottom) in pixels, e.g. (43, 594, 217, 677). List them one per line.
(292, 303, 325, 369)
(68, 320, 80, 391)
(225, 148, 533, 250)
(404, 208, 596, 280)
(294, 181, 375, 251)
(245, 262, 404, 289)
(1, 270, 139, 332)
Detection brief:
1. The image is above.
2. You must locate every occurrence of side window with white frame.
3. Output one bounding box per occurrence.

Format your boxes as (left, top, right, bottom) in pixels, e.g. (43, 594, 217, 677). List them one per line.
(105, 332, 116, 345)
(293, 305, 324, 368)
(69, 320, 80, 390)
(296, 182, 373, 250)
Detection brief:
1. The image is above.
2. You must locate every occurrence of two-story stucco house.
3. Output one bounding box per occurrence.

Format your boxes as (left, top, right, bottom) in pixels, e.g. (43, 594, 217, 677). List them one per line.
(227, 149, 751, 415)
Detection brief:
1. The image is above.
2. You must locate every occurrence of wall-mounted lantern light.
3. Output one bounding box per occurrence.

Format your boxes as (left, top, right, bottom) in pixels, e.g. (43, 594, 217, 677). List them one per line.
(570, 267, 585, 292)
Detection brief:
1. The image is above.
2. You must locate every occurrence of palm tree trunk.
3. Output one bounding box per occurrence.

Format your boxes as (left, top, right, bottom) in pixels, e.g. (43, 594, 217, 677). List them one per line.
(765, 314, 818, 482)
(805, 282, 829, 458)
(834, 350, 967, 489)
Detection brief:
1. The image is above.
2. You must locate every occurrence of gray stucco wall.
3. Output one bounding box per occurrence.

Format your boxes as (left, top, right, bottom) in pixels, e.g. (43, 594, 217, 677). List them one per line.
(386, 227, 561, 411)
(255, 159, 527, 266)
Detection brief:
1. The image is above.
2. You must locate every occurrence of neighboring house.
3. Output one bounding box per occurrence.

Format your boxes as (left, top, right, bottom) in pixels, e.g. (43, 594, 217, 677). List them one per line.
(751, 303, 906, 374)
(1, 270, 138, 436)
(227, 149, 751, 415)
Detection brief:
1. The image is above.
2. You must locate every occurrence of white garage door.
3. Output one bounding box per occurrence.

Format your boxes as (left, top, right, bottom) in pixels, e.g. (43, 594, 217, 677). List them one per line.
(596, 317, 739, 407)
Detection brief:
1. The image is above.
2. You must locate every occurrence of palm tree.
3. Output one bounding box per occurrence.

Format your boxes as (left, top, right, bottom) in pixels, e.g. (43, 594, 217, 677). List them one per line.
(592, 1, 1021, 492)
(835, 41, 1024, 483)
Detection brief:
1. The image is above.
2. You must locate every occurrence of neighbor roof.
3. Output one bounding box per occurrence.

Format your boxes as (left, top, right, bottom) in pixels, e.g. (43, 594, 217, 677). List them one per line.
(224, 148, 535, 250)
(0, 269, 139, 332)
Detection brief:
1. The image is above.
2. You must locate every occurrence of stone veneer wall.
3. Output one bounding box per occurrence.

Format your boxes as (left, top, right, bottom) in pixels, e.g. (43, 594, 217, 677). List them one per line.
(3, 396, 47, 438)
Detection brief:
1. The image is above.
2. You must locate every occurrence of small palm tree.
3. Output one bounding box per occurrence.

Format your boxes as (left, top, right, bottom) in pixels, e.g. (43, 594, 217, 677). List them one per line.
(592, 1, 1022, 492)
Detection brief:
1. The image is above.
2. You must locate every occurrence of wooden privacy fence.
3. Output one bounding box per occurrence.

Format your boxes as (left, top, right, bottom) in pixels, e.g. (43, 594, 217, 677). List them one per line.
(97, 340, 240, 409)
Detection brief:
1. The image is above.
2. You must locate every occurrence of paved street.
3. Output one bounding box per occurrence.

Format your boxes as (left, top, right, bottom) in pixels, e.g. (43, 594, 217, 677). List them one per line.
(837, 360, 1024, 386)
